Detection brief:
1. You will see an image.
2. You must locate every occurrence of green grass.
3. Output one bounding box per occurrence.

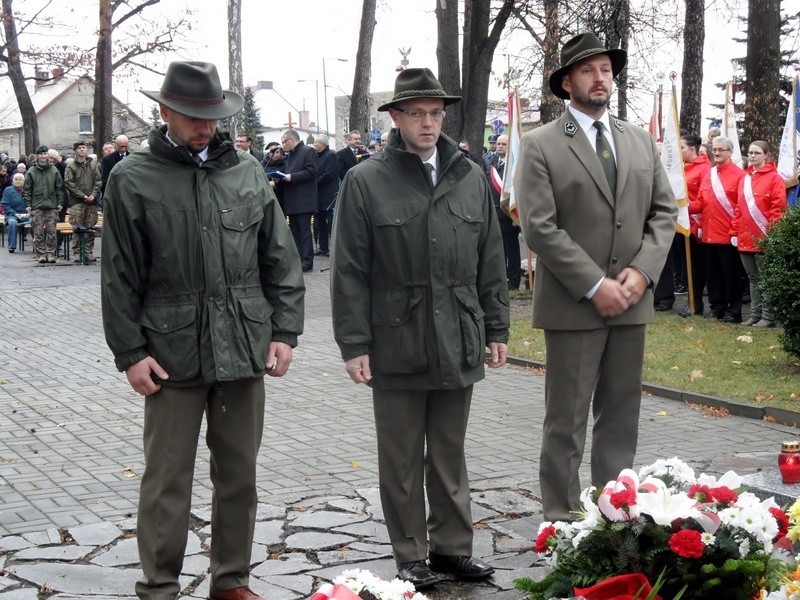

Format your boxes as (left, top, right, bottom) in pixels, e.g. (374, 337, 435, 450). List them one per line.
(507, 292, 800, 412)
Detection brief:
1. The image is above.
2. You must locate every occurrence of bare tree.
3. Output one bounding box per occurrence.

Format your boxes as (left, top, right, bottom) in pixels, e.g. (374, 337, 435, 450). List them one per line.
(349, 0, 377, 136)
(227, 0, 243, 136)
(0, 0, 38, 154)
(539, 0, 563, 124)
(680, 0, 705, 136)
(93, 0, 193, 149)
(604, 0, 630, 120)
(436, 0, 462, 139)
(743, 0, 782, 151)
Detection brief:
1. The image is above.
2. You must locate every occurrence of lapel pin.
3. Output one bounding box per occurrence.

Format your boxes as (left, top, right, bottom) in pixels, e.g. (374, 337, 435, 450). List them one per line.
(564, 121, 577, 137)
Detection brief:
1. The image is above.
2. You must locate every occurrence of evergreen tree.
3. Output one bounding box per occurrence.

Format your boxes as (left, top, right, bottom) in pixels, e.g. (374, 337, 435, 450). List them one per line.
(150, 105, 162, 129)
(241, 88, 265, 152)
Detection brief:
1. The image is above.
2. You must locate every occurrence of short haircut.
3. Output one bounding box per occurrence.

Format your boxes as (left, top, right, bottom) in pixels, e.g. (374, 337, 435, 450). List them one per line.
(314, 134, 329, 145)
(680, 134, 702, 153)
(283, 129, 300, 141)
(346, 130, 361, 140)
(12, 173, 24, 183)
(712, 136, 734, 152)
(237, 134, 252, 142)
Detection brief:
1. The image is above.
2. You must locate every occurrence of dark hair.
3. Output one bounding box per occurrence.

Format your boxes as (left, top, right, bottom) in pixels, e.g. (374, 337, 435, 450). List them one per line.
(680, 134, 702, 153)
(749, 140, 770, 156)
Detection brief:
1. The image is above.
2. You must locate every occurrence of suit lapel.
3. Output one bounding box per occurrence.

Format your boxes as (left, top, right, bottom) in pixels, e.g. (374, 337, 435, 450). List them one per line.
(562, 113, 615, 207)
(610, 117, 630, 201)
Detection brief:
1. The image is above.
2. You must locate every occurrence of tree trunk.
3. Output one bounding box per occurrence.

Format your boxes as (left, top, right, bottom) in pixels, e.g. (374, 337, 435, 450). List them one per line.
(1, 0, 38, 154)
(744, 0, 782, 151)
(227, 0, 243, 136)
(680, 0, 705, 136)
(461, 0, 514, 156)
(93, 0, 113, 150)
(608, 0, 630, 119)
(349, 0, 377, 137)
(539, 0, 562, 124)
(436, 0, 462, 139)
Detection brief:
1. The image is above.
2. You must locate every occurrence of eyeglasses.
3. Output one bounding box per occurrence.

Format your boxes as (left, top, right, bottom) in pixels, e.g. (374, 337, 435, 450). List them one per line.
(395, 108, 446, 121)
(711, 148, 731, 153)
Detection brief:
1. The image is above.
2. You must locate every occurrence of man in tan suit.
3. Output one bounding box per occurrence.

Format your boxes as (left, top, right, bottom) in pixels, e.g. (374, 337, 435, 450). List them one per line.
(514, 33, 676, 521)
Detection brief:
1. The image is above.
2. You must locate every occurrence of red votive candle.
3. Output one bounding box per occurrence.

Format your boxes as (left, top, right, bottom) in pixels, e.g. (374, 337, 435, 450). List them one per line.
(779, 441, 800, 484)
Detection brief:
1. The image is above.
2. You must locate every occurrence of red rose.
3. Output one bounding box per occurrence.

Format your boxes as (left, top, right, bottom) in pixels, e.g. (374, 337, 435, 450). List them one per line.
(710, 486, 738, 505)
(535, 525, 557, 553)
(609, 489, 637, 510)
(669, 529, 705, 559)
(770, 506, 790, 540)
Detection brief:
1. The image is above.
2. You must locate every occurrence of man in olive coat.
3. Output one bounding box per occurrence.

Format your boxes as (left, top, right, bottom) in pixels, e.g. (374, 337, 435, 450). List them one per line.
(514, 33, 676, 522)
(331, 68, 509, 590)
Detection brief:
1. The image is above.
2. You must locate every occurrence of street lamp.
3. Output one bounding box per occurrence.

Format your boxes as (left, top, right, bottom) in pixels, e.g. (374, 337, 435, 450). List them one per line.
(322, 57, 348, 135)
(297, 79, 320, 133)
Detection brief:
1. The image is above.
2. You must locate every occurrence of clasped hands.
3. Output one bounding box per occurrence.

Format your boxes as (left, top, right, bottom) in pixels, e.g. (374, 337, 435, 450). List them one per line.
(591, 267, 648, 318)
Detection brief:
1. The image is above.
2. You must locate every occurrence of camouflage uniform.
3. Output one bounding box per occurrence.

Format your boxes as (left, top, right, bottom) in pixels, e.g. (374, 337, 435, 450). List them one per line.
(23, 159, 64, 262)
(64, 155, 102, 260)
(31, 208, 58, 255)
(69, 203, 99, 257)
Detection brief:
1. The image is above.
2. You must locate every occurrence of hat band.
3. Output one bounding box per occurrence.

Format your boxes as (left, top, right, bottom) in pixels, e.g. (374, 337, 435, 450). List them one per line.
(393, 88, 447, 100)
(161, 90, 225, 107)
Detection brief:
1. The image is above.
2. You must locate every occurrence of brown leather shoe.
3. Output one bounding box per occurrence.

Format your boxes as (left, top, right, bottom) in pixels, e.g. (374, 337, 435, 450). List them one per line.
(209, 587, 263, 600)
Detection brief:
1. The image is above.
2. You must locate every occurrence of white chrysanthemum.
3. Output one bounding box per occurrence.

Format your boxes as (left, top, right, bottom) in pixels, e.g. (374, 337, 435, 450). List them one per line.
(700, 532, 716, 546)
(738, 536, 751, 558)
(639, 458, 696, 491)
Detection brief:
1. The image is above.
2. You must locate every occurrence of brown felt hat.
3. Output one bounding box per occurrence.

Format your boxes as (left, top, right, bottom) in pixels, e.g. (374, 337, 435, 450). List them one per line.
(549, 32, 627, 100)
(378, 68, 462, 112)
(142, 61, 244, 120)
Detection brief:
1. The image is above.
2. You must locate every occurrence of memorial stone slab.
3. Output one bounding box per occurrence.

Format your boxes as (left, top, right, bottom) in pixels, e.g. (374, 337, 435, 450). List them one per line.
(252, 520, 283, 545)
(291, 510, 367, 530)
(68, 522, 122, 547)
(13, 545, 94, 561)
(0, 536, 31, 552)
(250, 552, 322, 577)
(284, 531, 355, 551)
(90, 537, 139, 566)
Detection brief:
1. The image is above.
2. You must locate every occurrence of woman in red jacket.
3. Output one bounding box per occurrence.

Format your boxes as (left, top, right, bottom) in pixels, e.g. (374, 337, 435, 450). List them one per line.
(732, 140, 787, 327)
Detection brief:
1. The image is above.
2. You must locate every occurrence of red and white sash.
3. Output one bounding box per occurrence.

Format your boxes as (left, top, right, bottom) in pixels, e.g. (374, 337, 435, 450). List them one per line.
(742, 174, 769, 235)
(710, 167, 735, 218)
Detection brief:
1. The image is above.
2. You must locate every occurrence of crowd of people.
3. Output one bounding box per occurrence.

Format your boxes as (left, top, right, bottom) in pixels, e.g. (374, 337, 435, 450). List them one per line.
(0, 135, 130, 263)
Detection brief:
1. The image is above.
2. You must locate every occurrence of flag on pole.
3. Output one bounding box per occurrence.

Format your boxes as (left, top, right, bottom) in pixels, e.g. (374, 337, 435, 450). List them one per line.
(723, 81, 744, 167)
(648, 90, 659, 140)
(777, 74, 799, 207)
(500, 91, 522, 224)
(661, 89, 690, 235)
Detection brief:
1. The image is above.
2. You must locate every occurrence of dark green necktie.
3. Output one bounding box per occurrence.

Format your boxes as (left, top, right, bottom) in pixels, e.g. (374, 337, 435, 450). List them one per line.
(424, 162, 435, 186)
(593, 121, 616, 194)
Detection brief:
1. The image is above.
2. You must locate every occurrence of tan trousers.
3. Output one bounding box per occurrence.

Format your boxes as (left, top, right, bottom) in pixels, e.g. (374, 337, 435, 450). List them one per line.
(135, 378, 264, 600)
(373, 386, 474, 566)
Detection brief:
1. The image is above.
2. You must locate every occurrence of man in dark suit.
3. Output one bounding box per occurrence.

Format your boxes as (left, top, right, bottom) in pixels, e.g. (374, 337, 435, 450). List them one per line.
(336, 130, 369, 181)
(276, 129, 317, 272)
(514, 33, 676, 521)
(312, 134, 338, 256)
(486, 134, 521, 290)
(100, 134, 130, 194)
(235, 134, 265, 163)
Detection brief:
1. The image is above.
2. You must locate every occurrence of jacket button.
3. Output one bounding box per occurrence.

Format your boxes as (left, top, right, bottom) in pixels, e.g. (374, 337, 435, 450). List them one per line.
(395, 218, 401, 224)
(611, 257, 618, 264)
(616, 221, 622, 229)
(202, 226, 208, 232)
(239, 222, 243, 228)
(219, 367, 225, 372)
(431, 238, 437, 244)
(394, 317, 400, 324)
(466, 214, 472, 220)
(434, 309, 440, 316)
(162, 323, 168, 329)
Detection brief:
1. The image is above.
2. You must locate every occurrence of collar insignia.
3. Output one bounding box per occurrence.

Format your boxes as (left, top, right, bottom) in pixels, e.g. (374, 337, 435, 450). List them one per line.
(613, 119, 625, 133)
(564, 121, 578, 137)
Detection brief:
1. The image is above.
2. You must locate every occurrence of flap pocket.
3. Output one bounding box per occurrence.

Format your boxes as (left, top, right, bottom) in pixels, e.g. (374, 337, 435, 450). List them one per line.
(373, 202, 422, 228)
(140, 304, 196, 333)
(372, 288, 424, 326)
(447, 199, 485, 224)
(239, 296, 274, 323)
(220, 202, 263, 232)
(453, 286, 485, 320)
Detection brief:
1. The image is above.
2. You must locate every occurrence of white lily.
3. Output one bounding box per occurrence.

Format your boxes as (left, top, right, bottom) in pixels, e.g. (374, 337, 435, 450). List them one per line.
(636, 477, 701, 526)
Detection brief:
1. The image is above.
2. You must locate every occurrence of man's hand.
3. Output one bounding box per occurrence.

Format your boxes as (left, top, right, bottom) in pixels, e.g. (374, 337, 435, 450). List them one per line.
(616, 267, 648, 307)
(125, 356, 169, 395)
(345, 354, 372, 384)
(486, 342, 508, 368)
(265, 341, 292, 377)
(590, 278, 631, 318)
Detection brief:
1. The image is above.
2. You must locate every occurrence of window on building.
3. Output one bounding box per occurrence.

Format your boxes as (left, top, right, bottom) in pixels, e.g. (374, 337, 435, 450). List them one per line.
(79, 114, 92, 134)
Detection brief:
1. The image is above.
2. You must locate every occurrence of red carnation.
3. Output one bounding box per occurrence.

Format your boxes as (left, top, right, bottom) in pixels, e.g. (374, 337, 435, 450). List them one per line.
(669, 529, 705, 559)
(770, 506, 790, 540)
(535, 525, 557, 553)
(610, 489, 637, 510)
(688, 484, 713, 503)
(710, 486, 738, 505)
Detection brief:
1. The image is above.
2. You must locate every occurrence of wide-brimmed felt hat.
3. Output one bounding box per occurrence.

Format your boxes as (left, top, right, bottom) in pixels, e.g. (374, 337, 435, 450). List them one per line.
(549, 32, 627, 100)
(378, 68, 462, 112)
(142, 61, 244, 120)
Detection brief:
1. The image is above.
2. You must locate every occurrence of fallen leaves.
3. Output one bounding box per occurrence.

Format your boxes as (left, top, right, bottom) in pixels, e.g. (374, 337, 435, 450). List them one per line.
(349, 460, 359, 469)
(736, 335, 753, 344)
(656, 411, 668, 417)
(688, 402, 730, 418)
(689, 369, 704, 381)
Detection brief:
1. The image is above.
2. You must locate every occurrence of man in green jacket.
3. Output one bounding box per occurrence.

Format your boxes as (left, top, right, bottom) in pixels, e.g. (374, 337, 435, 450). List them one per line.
(330, 68, 510, 590)
(24, 145, 64, 263)
(64, 141, 102, 262)
(101, 61, 305, 600)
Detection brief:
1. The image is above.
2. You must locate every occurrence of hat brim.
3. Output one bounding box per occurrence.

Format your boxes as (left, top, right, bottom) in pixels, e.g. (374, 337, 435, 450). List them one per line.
(378, 94, 462, 112)
(141, 89, 244, 120)
(548, 49, 627, 100)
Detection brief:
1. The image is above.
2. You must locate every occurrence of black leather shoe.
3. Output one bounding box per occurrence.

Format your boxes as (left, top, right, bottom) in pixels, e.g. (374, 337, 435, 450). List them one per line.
(722, 314, 742, 324)
(654, 302, 673, 312)
(397, 560, 441, 589)
(428, 552, 495, 580)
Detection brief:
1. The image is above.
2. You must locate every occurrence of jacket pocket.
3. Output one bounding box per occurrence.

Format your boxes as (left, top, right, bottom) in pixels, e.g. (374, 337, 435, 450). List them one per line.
(371, 287, 428, 374)
(447, 198, 484, 272)
(220, 201, 263, 267)
(139, 304, 200, 381)
(453, 286, 486, 367)
(238, 296, 274, 371)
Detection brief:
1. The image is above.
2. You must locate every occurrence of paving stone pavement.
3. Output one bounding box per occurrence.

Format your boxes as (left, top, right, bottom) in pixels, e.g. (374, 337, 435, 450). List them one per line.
(0, 243, 798, 599)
